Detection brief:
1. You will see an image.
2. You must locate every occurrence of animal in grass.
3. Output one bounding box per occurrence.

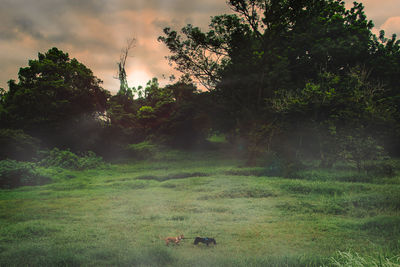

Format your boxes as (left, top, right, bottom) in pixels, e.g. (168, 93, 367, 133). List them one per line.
(193, 237, 216, 246)
(162, 234, 184, 246)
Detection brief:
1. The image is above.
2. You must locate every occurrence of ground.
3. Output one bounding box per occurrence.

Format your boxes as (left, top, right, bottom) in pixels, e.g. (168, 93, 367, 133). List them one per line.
(0, 148, 399, 266)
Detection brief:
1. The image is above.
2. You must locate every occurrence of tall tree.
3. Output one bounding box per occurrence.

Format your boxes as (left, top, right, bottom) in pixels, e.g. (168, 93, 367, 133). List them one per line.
(159, 0, 375, 121)
(160, 0, 400, 161)
(1, 47, 110, 149)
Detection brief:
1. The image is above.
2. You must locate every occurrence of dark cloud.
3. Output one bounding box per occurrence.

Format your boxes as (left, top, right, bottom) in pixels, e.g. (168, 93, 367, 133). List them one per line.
(152, 18, 172, 29)
(13, 18, 45, 40)
(0, 26, 17, 41)
(63, 0, 111, 15)
(2, 0, 109, 18)
(119, 0, 230, 14)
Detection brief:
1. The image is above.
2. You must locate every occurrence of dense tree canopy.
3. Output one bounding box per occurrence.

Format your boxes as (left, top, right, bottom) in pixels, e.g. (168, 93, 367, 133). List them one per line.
(160, 0, 375, 112)
(159, 0, 400, 164)
(0, 48, 110, 149)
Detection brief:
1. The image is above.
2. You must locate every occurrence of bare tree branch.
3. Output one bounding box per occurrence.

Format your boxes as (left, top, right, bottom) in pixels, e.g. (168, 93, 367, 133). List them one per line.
(115, 37, 136, 93)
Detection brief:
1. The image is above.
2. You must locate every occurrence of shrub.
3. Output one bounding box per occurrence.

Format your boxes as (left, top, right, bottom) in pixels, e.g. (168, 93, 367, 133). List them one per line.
(0, 129, 40, 161)
(339, 135, 386, 172)
(0, 160, 50, 189)
(364, 161, 395, 177)
(124, 141, 159, 159)
(263, 155, 285, 177)
(39, 148, 104, 170)
(263, 154, 304, 178)
(39, 148, 80, 169)
(78, 151, 105, 169)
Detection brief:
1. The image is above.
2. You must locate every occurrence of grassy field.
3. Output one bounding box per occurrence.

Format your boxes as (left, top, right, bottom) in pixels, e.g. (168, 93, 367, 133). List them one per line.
(1, 146, 400, 266)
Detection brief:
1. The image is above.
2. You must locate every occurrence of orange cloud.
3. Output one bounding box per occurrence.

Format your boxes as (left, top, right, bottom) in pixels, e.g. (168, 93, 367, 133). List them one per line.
(379, 16, 400, 36)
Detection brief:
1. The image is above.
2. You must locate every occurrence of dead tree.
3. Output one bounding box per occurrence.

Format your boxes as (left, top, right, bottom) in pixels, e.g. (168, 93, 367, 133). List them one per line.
(116, 37, 136, 94)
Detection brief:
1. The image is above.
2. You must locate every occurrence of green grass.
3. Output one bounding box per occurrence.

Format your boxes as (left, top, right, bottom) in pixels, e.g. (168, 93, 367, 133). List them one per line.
(0, 148, 399, 266)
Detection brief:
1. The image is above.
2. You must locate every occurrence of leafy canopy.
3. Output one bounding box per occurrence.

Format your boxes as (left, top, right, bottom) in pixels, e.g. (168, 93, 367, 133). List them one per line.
(1, 47, 110, 131)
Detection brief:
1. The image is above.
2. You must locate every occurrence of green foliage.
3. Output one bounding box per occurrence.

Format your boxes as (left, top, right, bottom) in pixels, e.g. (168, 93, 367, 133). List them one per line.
(124, 141, 159, 159)
(78, 151, 106, 170)
(207, 133, 227, 143)
(105, 75, 209, 150)
(137, 105, 156, 120)
(39, 148, 104, 170)
(0, 129, 40, 161)
(270, 68, 394, 167)
(3, 47, 110, 127)
(0, 47, 110, 150)
(159, 0, 400, 163)
(158, 17, 239, 89)
(106, 89, 145, 150)
(0, 87, 5, 113)
(39, 149, 80, 169)
(340, 135, 386, 172)
(364, 161, 395, 177)
(135, 77, 209, 147)
(0, 160, 50, 189)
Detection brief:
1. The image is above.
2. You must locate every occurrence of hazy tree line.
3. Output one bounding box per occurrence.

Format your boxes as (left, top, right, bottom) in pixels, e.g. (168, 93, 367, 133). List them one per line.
(1, 0, 400, 170)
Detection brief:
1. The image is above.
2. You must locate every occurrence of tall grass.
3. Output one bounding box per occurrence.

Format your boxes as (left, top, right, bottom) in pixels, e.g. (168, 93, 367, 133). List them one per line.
(330, 251, 400, 267)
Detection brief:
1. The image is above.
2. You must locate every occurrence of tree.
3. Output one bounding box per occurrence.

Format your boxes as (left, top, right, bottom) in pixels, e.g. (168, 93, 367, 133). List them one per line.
(368, 31, 400, 155)
(159, 77, 210, 146)
(124, 76, 210, 147)
(0, 87, 5, 119)
(0, 129, 40, 161)
(270, 67, 395, 167)
(158, 15, 248, 90)
(0, 47, 111, 149)
(160, 0, 374, 93)
(106, 92, 144, 147)
(115, 37, 136, 97)
(160, 0, 400, 162)
(105, 38, 145, 148)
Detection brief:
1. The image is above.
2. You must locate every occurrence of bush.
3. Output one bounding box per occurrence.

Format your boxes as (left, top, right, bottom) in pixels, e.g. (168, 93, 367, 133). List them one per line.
(39, 148, 104, 170)
(124, 141, 159, 159)
(78, 151, 105, 169)
(263, 154, 285, 176)
(39, 148, 80, 169)
(339, 135, 386, 172)
(364, 161, 395, 177)
(263, 153, 304, 178)
(0, 129, 40, 161)
(0, 160, 50, 189)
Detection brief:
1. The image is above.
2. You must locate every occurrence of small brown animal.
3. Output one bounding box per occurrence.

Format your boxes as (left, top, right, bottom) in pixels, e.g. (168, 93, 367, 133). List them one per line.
(163, 234, 184, 246)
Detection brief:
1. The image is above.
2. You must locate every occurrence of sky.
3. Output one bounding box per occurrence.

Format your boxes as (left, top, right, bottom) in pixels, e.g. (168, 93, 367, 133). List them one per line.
(1, 0, 399, 94)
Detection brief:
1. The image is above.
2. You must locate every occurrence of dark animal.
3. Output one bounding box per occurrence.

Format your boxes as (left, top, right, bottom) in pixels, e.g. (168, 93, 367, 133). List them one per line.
(193, 237, 216, 246)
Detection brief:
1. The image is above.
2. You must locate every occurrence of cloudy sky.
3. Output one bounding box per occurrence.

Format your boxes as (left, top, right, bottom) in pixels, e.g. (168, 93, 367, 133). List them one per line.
(1, 0, 399, 94)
